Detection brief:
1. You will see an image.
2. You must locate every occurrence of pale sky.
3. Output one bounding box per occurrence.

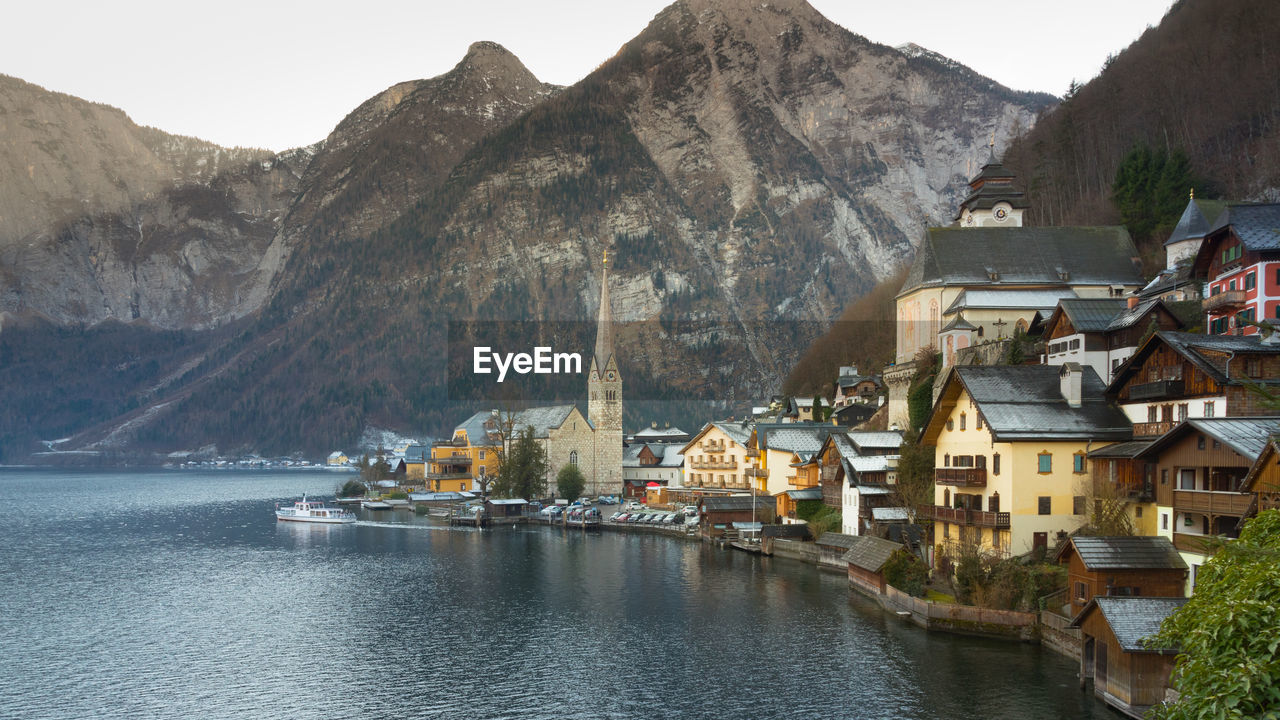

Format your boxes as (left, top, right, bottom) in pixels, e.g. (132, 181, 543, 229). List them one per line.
(4, 0, 1173, 152)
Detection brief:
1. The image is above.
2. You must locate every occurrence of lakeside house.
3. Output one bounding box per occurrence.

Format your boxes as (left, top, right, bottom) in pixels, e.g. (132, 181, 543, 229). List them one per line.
(1055, 536, 1187, 620)
(920, 363, 1132, 560)
(1070, 597, 1187, 719)
(1130, 417, 1280, 590)
(679, 421, 753, 492)
(842, 535, 907, 595)
(697, 496, 775, 539)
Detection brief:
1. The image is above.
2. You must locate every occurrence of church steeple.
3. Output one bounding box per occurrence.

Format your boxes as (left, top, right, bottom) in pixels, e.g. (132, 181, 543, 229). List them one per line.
(955, 144, 1029, 227)
(594, 249, 614, 370)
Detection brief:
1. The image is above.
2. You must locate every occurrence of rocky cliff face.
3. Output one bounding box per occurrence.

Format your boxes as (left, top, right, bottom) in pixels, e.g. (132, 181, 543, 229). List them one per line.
(2, 0, 1056, 457)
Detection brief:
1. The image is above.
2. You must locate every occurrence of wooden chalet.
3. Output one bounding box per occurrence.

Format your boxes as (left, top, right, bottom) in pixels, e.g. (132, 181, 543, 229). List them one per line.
(841, 535, 905, 595)
(1136, 418, 1278, 568)
(1070, 597, 1186, 719)
(1243, 438, 1280, 513)
(815, 532, 857, 569)
(1056, 537, 1187, 619)
(1041, 297, 1185, 385)
(697, 496, 776, 539)
(1106, 331, 1280, 439)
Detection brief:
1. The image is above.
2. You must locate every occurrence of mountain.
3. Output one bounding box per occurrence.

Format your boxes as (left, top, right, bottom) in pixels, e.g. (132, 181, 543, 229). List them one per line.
(2, 0, 1054, 460)
(1003, 0, 1280, 235)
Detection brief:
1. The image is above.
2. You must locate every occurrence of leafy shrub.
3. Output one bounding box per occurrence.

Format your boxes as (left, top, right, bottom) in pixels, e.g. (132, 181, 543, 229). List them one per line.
(883, 549, 929, 597)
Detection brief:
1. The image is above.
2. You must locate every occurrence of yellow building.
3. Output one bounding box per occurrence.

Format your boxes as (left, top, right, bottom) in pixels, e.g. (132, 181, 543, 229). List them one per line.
(427, 414, 502, 493)
(679, 422, 753, 491)
(921, 363, 1131, 559)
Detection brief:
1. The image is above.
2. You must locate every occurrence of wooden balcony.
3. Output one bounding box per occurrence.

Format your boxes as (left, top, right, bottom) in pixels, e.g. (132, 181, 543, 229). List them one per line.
(745, 467, 768, 478)
(432, 455, 472, 466)
(918, 505, 1010, 528)
(1173, 489, 1255, 517)
(427, 472, 472, 481)
(702, 442, 726, 453)
(1129, 379, 1185, 401)
(746, 447, 760, 458)
(1173, 532, 1218, 555)
(689, 460, 738, 470)
(1133, 421, 1175, 438)
(935, 467, 987, 488)
(1202, 289, 1247, 314)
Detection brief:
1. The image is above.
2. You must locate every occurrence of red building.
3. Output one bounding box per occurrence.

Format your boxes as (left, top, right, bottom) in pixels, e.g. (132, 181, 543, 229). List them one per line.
(1191, 204, 1280, 335)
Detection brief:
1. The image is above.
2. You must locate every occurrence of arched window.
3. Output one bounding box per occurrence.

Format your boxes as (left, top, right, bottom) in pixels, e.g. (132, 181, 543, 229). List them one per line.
(960, 413, 967, 431)
(944, 488, 951, 507)
(992, 453, 1001, 476)
(944, 453, 950, 467)
(569, 451, 578, 466)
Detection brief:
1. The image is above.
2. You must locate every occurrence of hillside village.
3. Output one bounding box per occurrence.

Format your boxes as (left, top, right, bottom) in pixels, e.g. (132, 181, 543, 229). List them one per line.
(325, 150, 1280, 719)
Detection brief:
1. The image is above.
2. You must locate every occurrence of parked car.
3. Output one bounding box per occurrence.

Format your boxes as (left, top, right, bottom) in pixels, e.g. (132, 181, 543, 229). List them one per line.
(613, 513, 628, 523)
(629, 513, 648, 523)
(624, 501, 643, 511)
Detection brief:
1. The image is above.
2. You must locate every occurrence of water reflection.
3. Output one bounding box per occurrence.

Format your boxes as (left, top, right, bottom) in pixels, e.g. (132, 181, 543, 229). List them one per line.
(0, 469, 1120, 720)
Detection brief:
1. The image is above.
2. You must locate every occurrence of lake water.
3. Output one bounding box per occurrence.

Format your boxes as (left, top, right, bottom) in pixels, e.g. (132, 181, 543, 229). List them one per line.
(0, 469, 1120, 719)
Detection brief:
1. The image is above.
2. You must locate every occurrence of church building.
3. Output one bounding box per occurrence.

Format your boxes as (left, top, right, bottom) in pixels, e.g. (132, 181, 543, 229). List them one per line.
(432, 253, 624, 498)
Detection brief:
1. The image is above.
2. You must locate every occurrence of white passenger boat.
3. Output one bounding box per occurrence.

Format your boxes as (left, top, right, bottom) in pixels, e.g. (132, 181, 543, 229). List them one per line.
(275, 495, 357, 524)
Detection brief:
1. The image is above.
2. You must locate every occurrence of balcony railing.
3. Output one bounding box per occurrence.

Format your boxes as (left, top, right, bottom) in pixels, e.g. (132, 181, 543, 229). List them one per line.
(1173, 532, 1219, 555)
(935, 467, 987, 488)
(745, 467, 768, 478)
(1173, 489, 1255, 517)
(1129, 379, 1185, 401)
(1133, 421, 1175, 438)
(746, 447, 760, 458)
(702, 442, 726, 453)
(432, 455, 472, 466)
(918, 505, 1010, 528)
(1202, 290, 1247, 314)
(689, 460, 737, 470)
(427, 472, 472, 481)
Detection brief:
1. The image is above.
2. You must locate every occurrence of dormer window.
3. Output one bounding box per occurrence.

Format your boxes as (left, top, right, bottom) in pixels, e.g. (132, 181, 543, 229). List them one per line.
(985, 266, 1000, 281)
(1056, 267, 1071, 281)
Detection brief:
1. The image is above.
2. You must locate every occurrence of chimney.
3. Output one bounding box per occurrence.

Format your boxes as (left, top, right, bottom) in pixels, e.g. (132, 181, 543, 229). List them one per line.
(1127, 296, 1139, 310)
(1059, 363, 1083, 408)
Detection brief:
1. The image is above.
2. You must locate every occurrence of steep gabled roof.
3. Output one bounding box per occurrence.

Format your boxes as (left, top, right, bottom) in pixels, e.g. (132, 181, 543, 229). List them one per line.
(840, 535, 905, 573)
(1164, 197, 1226, 246)
(1207, 203, 1280, 250)
(925, 365, 1132, 443)
(1108, 331, 1280, 395)
(1047, 298, 1131, 334)
(1070, 597, 1187, 653)
(1058, 536, 1187, 571)
(901, 226, 1142, 296)
(1137, 417, 1280, 463)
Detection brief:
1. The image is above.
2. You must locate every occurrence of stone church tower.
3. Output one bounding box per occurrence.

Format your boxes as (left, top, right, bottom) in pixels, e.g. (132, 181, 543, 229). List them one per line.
(587, 252, 624, 496)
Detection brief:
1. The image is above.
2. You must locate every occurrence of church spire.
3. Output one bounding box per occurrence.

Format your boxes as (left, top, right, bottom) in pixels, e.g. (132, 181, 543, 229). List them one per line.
(594, 249, 614, 370)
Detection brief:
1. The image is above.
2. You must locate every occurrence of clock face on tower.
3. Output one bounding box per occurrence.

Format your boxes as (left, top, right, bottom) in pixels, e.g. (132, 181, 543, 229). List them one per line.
(993, 205, 1009, 222)
(606, 371, 616, 381)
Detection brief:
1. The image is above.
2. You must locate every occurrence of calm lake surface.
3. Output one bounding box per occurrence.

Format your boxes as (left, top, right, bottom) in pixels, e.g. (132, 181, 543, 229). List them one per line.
(0, 469, 1120, 719)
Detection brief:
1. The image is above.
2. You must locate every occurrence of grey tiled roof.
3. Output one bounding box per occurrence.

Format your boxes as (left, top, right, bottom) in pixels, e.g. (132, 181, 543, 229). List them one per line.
(404, 445, 428, 462)
(657, 445, 684, 467)
(871, 507, 909, 521)
(1164, 197, 1226, 245)
(757, 423, 840, 453)
(944, 288, 1077, 315)
(1186, 418, 1280, 460)
(846, 432, 904, 452)
(511, 405, 579, 438)
(1208, 203, 1280, 251)
(1067, 536, 1187, 571)
(785, 487, 823, 500)
(1056, 298, 1130, 333)
(1087, 440, 1154, 459)
(1091, 597, 1187, 652)
(840, 535, 905, 573)
(955, 365, 1132, 441)
(816, 532, 857, 549)
(454, 410, 500, 445)
(700, 496, 775, 513)
(1105, 298, 1170, 332)
(901, 226, 1142, 295)
(1127, 331, 1280, 388)
(712, 421, 751, 445)
(941, 313, 978, 332)
(846, 455, 897, 473)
